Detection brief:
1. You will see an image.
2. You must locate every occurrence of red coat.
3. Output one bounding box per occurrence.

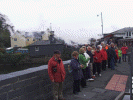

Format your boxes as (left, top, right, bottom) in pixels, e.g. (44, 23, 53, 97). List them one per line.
(121, 46, 128, 54)
(48, 56, 66, 82)
(101, 49, 107, 60)
(115, 49, 119, 59)
(93, 51, 102, 63)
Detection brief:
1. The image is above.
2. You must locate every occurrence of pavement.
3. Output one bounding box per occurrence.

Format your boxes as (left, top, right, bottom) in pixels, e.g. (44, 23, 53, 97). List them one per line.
(63, 61, 130, 100)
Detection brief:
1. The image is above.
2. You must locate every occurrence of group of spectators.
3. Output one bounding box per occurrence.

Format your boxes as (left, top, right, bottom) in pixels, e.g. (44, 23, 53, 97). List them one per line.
(47, 42, 128, 100)
(69, 42, 128, 95)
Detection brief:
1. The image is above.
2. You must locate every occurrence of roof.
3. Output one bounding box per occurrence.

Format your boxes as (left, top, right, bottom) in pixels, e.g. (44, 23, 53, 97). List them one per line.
(29, 40, 63, 46)
(111, 27, 133, 34)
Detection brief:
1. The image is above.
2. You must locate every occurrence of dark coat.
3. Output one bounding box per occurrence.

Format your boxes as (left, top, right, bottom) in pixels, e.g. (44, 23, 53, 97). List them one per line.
(107, 47, 116, 59)
(48, 56, 66, 82)
(87, 51, 93, 63)
(70, 58, 84, 80)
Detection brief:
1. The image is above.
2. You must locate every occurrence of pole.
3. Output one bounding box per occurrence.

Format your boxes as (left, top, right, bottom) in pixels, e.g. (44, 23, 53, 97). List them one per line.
(101, 12, 103, 35)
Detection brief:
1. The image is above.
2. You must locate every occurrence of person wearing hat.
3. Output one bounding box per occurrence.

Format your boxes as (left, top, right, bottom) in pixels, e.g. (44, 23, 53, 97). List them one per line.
(48, 50, 66, 100)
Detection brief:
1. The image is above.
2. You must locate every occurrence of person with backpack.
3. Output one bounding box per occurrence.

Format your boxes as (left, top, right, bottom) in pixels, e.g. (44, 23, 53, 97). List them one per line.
(121, 44, 128, 62)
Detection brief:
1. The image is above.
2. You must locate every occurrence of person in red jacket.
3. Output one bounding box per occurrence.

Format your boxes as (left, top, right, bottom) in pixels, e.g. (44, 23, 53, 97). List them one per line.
(115, 47, 119, 66)
(93, 46, 102, 76)
(101, 45, 108, 71)
(121, 44, 128, 62)
(48, 50, 66, 100)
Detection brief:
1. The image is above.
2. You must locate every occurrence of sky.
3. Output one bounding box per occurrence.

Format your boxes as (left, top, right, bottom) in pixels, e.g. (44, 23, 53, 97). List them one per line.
(0, 0, 133, 44)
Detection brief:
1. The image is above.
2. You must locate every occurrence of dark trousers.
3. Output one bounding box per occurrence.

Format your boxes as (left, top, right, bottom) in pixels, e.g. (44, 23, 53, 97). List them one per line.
(118, 56, 121, 63)
(73, 79, 80, 94)
(122, 54, 127, 61)
(110, 57, 115, 70)
(82, 68, 88, 79)
(102, 60, 107, 70)
(81, 68, 87, 87)
(86, 66, 91, 79)
(108, 58, 111, 68)
(93, 63, 96, 75)
(94, 62, 101, 75)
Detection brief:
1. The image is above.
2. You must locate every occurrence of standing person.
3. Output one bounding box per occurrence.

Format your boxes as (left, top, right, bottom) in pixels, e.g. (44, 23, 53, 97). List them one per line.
(98, 42, 104, 50)
(48, 50, 66, 100)
(107, 43, 117, 70)
(78, 48, 90, 88)
(70, 51, 84, 94)
(121, 44, 128, 62)
(107, 45, 111, 68)
(101, 45, 108, 71)
(118, 47, 122, 63)
(87, 46, 95, 79)
(93, 47, 102, 76)
(108, 39, 113, 45)
(115, 47, 119, 66)
(82, 46, 94, 81)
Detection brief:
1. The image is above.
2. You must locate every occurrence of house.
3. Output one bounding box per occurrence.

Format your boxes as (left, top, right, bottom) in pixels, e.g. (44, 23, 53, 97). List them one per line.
(10, 32, 27, 47)
(28, 33, 65, 57)
(10, 30, 50, 47)
(103, 27, 133, 45)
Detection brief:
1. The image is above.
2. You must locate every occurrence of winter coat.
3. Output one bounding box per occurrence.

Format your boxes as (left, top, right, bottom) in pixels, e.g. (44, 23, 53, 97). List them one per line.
(121, 46, 128, 54)
(115, 49, 119, 59)
(87, 50, 93, 63)
(78, 54, 90, 69)
(70, 58, 84, 80)
(107, 47, 117, 59)
(93, 51, 102, 63)
(48, 56, 66, 82)
(118, 50, 122, 57)
(101, 49, 108, 60)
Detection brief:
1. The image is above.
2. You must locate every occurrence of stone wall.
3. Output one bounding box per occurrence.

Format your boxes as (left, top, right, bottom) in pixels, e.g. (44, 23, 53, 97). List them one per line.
(0, 60, 72, 100)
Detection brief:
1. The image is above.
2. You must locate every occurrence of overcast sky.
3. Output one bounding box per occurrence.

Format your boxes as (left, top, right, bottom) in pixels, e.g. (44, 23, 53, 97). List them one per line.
(0, 0, 133, 44)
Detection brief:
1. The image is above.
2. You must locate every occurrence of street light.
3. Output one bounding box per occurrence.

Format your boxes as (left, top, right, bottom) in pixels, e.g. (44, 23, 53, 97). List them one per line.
(97, 12, 103, 36)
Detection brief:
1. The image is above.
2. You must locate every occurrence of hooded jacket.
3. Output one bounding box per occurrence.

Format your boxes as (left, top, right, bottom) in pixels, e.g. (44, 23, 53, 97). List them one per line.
(121, 46, 128, 54)
(48, 56, 66, 82)
(101, 48, 108, 60)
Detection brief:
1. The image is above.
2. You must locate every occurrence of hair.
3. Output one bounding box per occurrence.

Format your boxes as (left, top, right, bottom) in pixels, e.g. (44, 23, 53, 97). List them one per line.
(72, 51, 79, 57)
(79, 48, 85, 54)
(54, 50, 61, 54)
(102, 44, 106, 48)
(82, 46, 86, 49)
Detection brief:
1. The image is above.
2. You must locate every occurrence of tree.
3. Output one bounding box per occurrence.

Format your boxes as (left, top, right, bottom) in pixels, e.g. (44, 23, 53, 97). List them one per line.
(0, 13, 14, 48)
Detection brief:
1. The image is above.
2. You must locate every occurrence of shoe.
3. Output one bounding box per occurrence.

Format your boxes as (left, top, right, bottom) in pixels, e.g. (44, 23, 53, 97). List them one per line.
(92, 75, 96, 79)
(88, 78, 94, 81)
(99, 74, 101, 76)
(73, 92, 78, 95)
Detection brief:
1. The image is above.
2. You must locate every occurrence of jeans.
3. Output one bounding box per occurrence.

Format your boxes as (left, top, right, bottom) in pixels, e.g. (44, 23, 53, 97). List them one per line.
(102, 60, 107, 70)
(94, 62, 101, 75)
(110, 57, 115, 70)
(122, 54, 127, 61)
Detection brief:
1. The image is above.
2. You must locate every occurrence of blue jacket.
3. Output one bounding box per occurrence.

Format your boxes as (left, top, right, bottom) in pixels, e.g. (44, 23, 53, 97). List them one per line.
(70, 58, 84, 80)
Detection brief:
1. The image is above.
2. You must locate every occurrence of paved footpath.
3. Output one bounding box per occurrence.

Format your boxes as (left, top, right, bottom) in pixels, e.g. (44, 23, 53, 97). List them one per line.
(63, 61, 130, 100)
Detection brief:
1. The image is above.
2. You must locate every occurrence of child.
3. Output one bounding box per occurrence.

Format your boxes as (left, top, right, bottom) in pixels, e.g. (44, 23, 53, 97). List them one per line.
(118, 47, 122, 63)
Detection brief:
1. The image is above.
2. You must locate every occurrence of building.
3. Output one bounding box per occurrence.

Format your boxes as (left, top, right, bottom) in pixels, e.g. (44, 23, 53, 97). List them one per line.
(103, 27, 133, 45)
(28, 31, 65, 57)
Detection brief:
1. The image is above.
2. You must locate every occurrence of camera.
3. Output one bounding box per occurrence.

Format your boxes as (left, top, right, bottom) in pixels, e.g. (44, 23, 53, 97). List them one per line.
(52, 65, 57, 73)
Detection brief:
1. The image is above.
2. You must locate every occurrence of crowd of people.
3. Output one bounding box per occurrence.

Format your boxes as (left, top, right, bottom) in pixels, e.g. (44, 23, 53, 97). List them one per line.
(69, 42, 128, 95)
(47, 42, 128, 100)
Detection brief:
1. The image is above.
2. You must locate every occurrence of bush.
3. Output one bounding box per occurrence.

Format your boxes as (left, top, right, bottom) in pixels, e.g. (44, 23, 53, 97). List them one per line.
(0, 53, 27, 65)
(0, 48, 6, 54)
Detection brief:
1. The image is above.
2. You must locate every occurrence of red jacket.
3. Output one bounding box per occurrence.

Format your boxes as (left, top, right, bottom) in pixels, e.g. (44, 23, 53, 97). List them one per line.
(121, 46, 128, 54)
(115, 49, 119, 59)
(101, 49, 107, 60)
(93, 51, 102, 63)
(48, 56, 66, 82)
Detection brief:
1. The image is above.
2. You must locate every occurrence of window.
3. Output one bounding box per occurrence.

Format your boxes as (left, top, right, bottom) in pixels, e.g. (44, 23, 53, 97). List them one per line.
(14, 38, 17, 41)
(33, 39, 35, 41)
(27, 39, 29, 41)
(129, 32, 131, 36)
(35, 47, 39, 51)
(14, 45, 17, 47)
(127, 32, 128, 36)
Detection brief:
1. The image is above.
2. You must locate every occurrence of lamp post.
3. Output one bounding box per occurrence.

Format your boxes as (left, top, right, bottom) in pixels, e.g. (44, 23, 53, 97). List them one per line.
(97, 12, 103, 35)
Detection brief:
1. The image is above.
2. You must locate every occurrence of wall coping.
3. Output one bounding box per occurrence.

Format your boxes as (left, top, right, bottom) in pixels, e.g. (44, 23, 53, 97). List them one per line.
(0, 60, 70, 82)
